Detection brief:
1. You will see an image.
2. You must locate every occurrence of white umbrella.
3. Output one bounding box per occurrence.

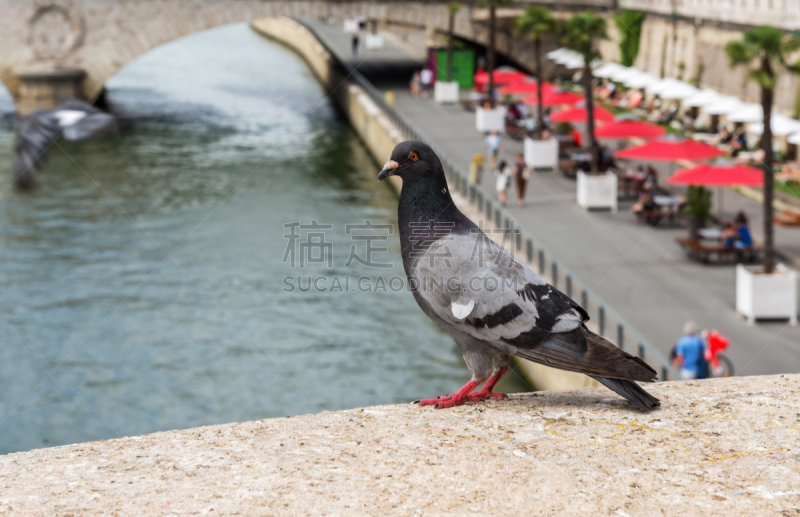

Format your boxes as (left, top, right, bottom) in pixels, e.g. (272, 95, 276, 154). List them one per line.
(609, 67, 642, 82)
(748, 114, 800, 136)
(788, 131, 800, 145)
(683, 89, 723, 108)
(623, 71, 660, 89)
(559, 55, 584, 69)
(647, 78, 699, 100)
(593, 62, 626, 78)
(546, 47, 569, 60)
(726, 103, 763, 123)
(704, 96, 747, 116)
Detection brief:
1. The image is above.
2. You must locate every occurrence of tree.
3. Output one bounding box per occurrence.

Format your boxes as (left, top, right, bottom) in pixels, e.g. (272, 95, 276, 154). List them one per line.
(725, 26, 800, 274)
(563, 12, 608, 174)
(445, 3, 462, 83)
(515, 6, 558, 139)
(481, 0, 512, 106)
(613, 9, 645, 67)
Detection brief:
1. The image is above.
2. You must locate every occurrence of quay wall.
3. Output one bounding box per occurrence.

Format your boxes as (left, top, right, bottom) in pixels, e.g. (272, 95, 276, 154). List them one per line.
(2, 374, 799, 515)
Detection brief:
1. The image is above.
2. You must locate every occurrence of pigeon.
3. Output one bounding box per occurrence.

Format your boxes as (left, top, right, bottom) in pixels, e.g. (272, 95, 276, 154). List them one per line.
(378, 141, 659, 410)
(13, 99, 118, 190)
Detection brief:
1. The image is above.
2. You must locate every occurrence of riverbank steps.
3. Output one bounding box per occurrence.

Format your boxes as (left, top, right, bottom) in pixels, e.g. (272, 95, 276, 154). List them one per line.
(1, 374, 798, 514)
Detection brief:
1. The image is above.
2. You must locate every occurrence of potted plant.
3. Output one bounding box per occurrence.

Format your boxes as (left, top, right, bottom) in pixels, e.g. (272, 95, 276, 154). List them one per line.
(435, 2, 462, 104)
(682, 185, 712, 240)
(726, 25, 800, 324)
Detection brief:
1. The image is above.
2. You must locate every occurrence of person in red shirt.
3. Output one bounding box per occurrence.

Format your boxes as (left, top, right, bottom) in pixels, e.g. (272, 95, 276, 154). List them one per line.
(571, 127, 582, 147)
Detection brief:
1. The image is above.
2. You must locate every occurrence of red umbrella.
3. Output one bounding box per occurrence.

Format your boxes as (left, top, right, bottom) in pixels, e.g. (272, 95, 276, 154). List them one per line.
(595, 119, 667, 140)
(520, 89, 583, 107)
(550, 106, 615, 124)
(474, 69, 530, 92)
(498, 81, 555, 96)
(614, 139, 725, 162)
(666, 163, 763, 186)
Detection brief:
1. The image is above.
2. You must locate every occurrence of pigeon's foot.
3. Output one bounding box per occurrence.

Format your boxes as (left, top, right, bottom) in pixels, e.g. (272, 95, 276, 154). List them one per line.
(467, 364, 509, 402)
(413, 379, 484, 409)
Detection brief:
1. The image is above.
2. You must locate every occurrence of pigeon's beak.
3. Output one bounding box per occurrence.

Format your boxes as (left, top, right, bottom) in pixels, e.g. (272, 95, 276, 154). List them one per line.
(378, 160, 399, 181)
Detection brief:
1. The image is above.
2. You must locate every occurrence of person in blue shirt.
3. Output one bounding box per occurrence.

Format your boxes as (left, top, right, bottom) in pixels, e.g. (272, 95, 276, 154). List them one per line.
(673, 321, 707, 380)
(719, 223, 736, 249)
(734, 211, 753, 248)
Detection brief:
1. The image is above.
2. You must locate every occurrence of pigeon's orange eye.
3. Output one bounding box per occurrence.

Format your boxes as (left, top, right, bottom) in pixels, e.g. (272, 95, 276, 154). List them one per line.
(409, 151, 419, 161)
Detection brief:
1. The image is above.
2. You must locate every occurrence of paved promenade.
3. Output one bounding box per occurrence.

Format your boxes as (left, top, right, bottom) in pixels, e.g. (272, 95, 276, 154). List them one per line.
(302, 19, 800, 378)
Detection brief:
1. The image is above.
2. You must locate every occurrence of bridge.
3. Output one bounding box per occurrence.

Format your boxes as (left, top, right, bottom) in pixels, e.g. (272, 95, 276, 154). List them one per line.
(2, 0, 799, 113)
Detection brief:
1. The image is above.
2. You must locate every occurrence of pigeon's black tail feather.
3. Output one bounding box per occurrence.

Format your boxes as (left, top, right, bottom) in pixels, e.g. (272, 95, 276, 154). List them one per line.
(590, 376, 660, 411)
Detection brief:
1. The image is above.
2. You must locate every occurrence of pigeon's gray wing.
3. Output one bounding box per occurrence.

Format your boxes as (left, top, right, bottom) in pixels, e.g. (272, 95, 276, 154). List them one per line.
(409, 230, 586, 343)
(13, 100, 117, 186)
(14, 111, 63, 186)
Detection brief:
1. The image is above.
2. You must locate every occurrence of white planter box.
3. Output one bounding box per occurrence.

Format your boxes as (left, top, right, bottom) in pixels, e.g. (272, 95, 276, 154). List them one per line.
(576, 171, 618, 212)
(476, 107, 506, 133)
(736, 263, 798, 324)
(343, 19, 359, 33)
(434, 81, 459, 104)
(524, 138, 558, 170)
(365, 34, 384, 49)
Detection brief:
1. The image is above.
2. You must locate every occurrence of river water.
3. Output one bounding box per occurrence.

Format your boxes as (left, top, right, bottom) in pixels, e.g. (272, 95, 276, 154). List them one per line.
(0, 23, 528, 455)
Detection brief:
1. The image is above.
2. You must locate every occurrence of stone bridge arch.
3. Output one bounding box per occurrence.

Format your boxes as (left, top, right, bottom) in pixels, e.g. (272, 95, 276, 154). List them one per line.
(0, 0, 442, 111)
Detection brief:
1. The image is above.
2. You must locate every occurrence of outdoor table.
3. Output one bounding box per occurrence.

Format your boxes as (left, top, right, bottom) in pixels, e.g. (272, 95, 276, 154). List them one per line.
(653, 195, 683, 207)
(698, 227, 723, 241)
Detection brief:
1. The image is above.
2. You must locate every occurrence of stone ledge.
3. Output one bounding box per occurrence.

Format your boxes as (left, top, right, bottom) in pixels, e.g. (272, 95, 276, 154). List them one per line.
(2, 375, 800, 515)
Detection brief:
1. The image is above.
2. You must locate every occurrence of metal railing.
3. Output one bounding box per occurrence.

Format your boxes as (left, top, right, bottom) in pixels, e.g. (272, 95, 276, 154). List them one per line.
(296, 18, 678, 382)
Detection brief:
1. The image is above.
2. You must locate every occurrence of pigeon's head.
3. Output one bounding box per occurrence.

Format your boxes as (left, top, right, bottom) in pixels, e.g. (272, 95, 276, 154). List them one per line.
(378, 141, 442, 182)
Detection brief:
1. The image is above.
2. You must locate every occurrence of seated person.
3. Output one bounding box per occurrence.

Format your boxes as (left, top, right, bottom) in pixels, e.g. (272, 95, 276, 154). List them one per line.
(718, 127, 733, 146)
(644, 165, 659, 190)
(628, 91, 643, 108)
(720, 223, 737, 249)
(734, 211, 753, 248)
(632, 188, 656, 218)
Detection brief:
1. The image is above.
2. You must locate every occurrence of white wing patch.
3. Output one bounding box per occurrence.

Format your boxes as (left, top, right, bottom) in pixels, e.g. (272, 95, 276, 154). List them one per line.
(451, 299, 475, 320)
(54, 110, 86, 127)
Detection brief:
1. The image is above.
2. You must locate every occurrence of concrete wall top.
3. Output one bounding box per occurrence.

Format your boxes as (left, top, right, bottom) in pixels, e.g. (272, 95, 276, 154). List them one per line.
(1, 374, 799, 514)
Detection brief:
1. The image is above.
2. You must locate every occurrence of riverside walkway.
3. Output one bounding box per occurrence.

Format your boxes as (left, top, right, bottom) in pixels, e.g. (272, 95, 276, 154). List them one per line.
(301, 18, 800, 378)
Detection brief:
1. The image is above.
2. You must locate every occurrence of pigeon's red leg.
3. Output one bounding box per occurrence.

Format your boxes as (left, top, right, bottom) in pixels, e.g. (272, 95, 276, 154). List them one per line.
(414, 378, 485, 408)
(467, 364, 509, 402)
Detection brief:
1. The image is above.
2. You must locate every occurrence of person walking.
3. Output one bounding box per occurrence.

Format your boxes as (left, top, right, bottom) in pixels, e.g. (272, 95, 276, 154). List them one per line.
(484, 130, 502, 169)
(351, 34, 360, 57)
(512, 153, 529, 207)
(495, 159, 512, 207)
(673, 321, 708, 380)
(468, 153, 485, 185)
(409, 71, 421, 97)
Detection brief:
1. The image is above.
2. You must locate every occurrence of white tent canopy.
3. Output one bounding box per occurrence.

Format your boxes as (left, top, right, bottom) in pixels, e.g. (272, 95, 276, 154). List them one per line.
(563, 56, 585, 69)
(788, 132, 800, 145)
(705, 96, 747, 116)
(623, 71, 660, 89)
(609, 67, 642, 83)
(647, 78, 699, 100)
(593, 62, 627, 78)
(683, 89, 724, 108)
(726, 103, 763, 123)
(748, 114, 800, 136)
